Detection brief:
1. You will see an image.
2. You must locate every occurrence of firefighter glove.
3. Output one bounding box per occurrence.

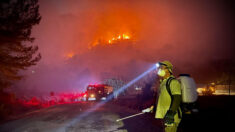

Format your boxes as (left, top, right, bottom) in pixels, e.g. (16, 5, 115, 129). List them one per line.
(142, 108, 151, 113)
(164, 110, 176, 125)
(142, 106, 154, 113)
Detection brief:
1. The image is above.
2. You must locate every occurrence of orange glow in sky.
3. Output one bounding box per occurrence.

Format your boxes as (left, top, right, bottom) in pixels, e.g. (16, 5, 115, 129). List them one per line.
(66, 53, 74, 58)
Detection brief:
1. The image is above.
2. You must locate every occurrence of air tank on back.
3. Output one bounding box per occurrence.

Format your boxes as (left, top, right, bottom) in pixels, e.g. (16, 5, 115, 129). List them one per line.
(178, 74, 198, 103)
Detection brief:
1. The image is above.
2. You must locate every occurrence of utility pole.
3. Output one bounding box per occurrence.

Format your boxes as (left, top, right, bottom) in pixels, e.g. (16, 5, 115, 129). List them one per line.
(228, 74, 231, 96)
(228, 77, 231, 95)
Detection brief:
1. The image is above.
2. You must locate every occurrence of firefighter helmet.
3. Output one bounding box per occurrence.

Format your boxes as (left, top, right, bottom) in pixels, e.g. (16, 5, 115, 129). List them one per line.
(159, 61, 173, 74)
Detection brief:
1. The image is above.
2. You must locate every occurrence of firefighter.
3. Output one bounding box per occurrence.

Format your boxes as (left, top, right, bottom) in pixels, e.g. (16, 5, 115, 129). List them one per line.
(142, 61, 182, 132)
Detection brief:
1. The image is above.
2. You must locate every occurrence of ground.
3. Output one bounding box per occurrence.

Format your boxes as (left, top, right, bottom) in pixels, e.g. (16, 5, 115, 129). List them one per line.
(0, 101, 161, 132)
(0, 96, 234, 132)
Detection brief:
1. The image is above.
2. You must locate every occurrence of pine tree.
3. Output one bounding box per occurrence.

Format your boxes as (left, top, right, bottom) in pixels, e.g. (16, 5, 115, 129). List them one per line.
(0, 0, 41, 91)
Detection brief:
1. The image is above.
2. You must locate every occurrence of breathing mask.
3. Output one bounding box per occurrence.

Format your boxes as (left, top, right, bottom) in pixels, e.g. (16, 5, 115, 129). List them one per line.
(157, 69, 166, 77)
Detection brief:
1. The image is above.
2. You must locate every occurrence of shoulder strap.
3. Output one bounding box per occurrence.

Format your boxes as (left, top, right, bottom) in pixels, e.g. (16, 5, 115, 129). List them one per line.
(166, 77, 175, 108)
(166, 77, 175, 96)
(166, 77, 182, 118)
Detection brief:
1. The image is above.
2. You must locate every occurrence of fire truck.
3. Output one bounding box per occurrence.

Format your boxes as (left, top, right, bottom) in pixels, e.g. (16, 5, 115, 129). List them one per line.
(86, 84, 113, 101)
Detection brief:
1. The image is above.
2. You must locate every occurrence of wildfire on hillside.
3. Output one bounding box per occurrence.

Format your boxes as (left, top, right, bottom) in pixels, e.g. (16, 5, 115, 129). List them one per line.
(89, 33, 133, 49)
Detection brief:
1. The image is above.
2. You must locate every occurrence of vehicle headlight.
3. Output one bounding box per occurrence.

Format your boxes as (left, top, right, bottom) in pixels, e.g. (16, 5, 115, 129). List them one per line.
(90, 94, 95, 98)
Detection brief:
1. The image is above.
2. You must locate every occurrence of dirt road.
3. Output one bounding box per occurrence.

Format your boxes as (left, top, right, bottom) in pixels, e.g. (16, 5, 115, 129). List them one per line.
(0, 102, 162, 132)
(1, 96, 234, 132)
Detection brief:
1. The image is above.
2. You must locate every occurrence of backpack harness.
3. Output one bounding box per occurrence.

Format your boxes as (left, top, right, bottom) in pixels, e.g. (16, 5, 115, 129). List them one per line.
(166, 77, 182, 118)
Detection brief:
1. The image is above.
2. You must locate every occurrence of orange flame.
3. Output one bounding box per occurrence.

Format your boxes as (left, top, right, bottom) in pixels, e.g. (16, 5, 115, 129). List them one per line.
(88, 7, 141, 49)
(66, 53, 74, 58)
(90, 33, 131, 48)
(107, 33, 130, 44)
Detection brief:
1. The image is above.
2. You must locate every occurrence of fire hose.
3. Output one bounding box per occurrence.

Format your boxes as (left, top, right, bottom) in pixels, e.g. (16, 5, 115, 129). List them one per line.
(116, 112, 174, 127)
(116, 112, 145, 122)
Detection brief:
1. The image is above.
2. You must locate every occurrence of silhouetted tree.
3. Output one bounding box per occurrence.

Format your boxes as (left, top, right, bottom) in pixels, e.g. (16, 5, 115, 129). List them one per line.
(0, 0, 41, 91)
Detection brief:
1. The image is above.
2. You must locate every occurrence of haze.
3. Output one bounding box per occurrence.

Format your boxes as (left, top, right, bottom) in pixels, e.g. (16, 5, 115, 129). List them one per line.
(14, 0, 234, 96)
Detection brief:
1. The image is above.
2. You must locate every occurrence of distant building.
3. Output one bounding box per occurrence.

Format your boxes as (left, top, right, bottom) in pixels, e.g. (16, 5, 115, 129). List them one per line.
(197, 83, 235, 95)
(215, 84, 235, 95)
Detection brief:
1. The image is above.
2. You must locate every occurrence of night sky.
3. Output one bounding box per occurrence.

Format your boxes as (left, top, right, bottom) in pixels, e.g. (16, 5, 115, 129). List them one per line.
(14, 0, 235, 95)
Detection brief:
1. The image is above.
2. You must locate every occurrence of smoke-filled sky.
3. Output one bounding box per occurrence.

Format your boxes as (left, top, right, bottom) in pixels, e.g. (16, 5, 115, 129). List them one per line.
(15, 0, 235, 95)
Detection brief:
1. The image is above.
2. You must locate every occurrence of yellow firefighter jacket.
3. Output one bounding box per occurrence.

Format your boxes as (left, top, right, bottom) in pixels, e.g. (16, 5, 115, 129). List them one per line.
(155, 75, 181, 122)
